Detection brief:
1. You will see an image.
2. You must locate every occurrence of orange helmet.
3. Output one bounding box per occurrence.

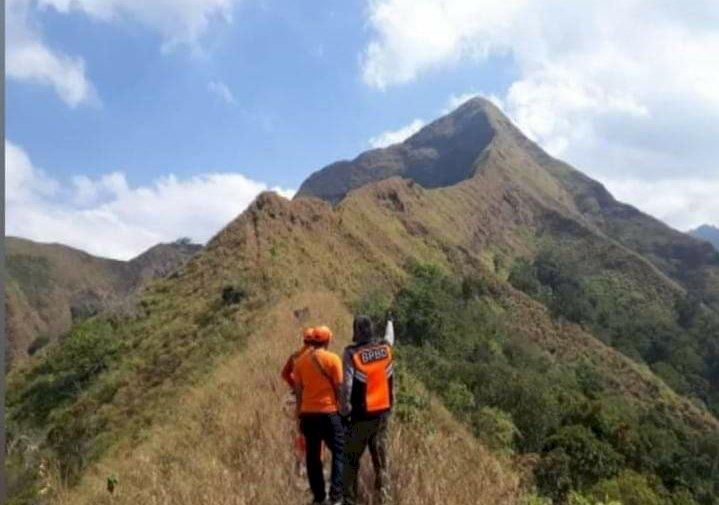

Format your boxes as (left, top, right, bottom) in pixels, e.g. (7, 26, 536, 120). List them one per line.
(308, 325, 333, 344)
(302, 327, 316, 343)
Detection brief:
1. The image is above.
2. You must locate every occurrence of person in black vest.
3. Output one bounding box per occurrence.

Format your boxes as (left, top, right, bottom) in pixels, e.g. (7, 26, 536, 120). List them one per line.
(340, 315, 394, 505)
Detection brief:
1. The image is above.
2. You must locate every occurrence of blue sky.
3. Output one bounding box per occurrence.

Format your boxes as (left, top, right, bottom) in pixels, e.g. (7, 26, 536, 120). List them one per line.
(7, 0, 719, 259)
(7, 1, 515, 189)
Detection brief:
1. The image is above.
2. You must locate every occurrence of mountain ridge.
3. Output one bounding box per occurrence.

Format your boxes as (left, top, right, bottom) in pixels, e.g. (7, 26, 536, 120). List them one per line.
(7, 97, 719, 504)
(297, 97, 719, 312)
(5, 236, 201, 366)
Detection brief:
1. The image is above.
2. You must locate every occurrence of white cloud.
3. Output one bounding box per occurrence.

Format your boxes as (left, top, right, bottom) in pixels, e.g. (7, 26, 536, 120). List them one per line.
(6, 140, 60, 202)
(6, 0, 98, 107)
(369, 119, 425, 148)
(363, 0, 719, 228)
(208, 80, 237, 105)
(7, 0, 242, 105)
(38, 0, 239, 52)
(604, 176, 719, 232)
(362, 0, 525, 90)
(5, 141, 295, 260)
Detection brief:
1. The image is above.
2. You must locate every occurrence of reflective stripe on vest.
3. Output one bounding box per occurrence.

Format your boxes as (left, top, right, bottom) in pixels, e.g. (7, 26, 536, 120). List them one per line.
(351, 343, 393, 413)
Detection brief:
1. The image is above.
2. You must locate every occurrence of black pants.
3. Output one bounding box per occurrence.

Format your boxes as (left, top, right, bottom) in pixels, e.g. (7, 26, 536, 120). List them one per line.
(343, 415, 391, 505)
(300, 412, 345, 503)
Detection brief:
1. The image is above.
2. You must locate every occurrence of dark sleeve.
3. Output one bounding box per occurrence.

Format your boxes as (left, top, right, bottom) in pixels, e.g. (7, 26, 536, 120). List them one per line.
(340, 348, 354, 417)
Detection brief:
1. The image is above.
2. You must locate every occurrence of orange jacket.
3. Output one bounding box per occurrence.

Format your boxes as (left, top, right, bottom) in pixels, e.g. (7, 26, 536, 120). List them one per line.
(281, 345, 311, 388)
(294, 348, 343, 414)
(341, 340, 394, 418)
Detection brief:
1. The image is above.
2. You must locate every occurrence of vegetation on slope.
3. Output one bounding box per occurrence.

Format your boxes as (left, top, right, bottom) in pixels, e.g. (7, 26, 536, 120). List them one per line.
(11, 292, 522, 505)
(357, 263, 719, 504)
(8, 180, 719, 505)
(4, 237, 201, 367)
(7, 95, 719, 504)
(508, 247, 719, 417)
(6, 273, 255, 501)
(6, 192, 527, 504)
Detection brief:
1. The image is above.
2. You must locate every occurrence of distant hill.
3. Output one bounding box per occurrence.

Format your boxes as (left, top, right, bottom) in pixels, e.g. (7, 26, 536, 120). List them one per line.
(690, 224, 719, 250)
(7, 98, 719, 504)
(5, 237, 201, 366)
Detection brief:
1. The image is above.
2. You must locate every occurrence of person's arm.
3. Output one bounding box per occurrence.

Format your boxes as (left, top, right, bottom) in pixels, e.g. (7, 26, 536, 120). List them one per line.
(281, 355, 296, 388)
(388, 349, 395, 408)
(294, 366, 303, 416)
(340, 348, 353, 417)
(329, 353, 343, 415)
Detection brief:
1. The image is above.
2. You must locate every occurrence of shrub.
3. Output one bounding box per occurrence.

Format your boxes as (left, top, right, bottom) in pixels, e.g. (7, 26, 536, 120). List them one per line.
(567, 492, 621, 505)
(393, 364, 430, 425)
(472, 406, 518, 454)
(536, 425, 624, 499)
(509, 259, 542, 296)
(8, 320, 124, 427)
(351, 288, 392, 330)
(221, 285, 246, 305)
(442, 382, 476, 417)
(589, 471, 669, 505)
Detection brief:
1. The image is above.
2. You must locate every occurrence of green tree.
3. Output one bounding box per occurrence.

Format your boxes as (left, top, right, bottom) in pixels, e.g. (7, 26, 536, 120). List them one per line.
(536, 425, 624, 499)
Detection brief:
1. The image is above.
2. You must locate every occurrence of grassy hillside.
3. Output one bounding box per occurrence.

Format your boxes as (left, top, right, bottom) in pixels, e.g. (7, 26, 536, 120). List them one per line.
(7, 185, 719, 505)
(7, 192, 527, 502)
(7, 98, 719, 504)
(4, 237, 200, 367)
(46, 292, 521, 505)
(376, 263, 719, 503)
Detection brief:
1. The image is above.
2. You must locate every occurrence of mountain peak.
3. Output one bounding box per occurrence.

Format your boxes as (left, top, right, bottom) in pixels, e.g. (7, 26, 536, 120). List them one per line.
(692, 224, 719, 233)
(689, 224, 719, 250)
(447, 95, 504, 118)
(295, 96, 520, 203)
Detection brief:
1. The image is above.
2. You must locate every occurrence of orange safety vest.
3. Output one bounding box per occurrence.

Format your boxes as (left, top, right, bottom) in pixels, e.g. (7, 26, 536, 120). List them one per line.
(350, 343, 393, 414)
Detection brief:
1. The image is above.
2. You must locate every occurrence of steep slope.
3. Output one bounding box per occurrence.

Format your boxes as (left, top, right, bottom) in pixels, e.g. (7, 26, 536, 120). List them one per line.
(299, 95, 719, 416)
(5, 237, 201, 366)
(8, 188, 719, 504)
(536, 160, 719, 310)
(297, 97, 502, 203)
(7, 193, 528, 505)
(690, 224, 719, 250)
(126, 240, 202, 282)
(299, 98, 719, 310)
(7, 98, 719, 504)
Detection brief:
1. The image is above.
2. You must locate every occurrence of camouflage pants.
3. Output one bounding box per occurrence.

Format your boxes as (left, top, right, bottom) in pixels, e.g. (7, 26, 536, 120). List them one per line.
(343, 415, 391, 505)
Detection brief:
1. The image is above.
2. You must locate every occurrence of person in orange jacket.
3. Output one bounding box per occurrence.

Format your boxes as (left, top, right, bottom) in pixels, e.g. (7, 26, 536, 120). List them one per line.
(294, 325, 344, 505)
(282, 327, 314, 389)
(281, 328, 315, 471)
(341, 315, 394, 505)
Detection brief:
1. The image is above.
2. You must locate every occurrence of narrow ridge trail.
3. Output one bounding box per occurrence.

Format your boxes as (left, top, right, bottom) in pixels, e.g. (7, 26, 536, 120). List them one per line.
(51, 291, 523, 505)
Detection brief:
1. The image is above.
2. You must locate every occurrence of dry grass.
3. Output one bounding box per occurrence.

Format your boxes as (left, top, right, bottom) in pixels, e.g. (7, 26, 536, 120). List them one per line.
(16, 184, 717, 505)
(50, 291, 521, 505)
